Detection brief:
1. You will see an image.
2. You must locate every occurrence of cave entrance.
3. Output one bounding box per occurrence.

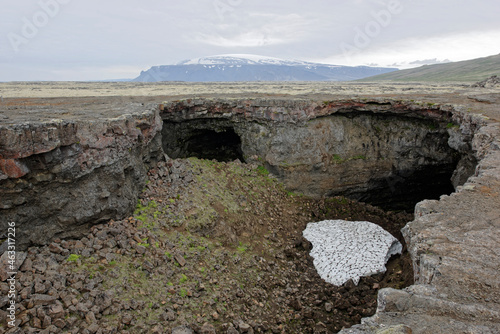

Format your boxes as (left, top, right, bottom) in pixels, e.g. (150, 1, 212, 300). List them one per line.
(356, 165, 458, 212)
(184, 128, 244, 162)
(163, 123, 245, 162)
(161, 103, 477, 213)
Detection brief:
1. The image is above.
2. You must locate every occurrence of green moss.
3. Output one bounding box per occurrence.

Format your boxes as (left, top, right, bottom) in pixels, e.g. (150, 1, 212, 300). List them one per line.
(67, 254, 81, 262)
(257, 165, 269, 176)
(134, 199, 162, 228)
(237, 242, 248, 253)
(175, 157, 280, 232)
(332, 154, 345, 164)
(180, 274, 188, 284)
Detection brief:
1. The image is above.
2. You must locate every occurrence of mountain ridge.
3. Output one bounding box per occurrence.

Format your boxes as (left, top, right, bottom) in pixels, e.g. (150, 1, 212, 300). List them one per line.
(360, 53, 500, 82)
(133, 54, 397, 82)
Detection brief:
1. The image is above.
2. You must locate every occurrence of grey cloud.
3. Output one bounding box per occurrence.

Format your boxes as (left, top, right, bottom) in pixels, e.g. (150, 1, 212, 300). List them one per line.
(0, 0, 498, 80)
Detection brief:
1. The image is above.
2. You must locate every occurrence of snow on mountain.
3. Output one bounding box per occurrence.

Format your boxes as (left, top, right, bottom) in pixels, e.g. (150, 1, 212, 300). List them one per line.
(177, 54, 315, 67)
(134, 54, 398, 82)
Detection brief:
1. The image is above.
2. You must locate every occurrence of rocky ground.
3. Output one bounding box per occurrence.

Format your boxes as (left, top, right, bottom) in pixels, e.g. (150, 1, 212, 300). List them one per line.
(1, 157, 413, 334)
(1, 81, 499, 333)
(1, 81, 499, 124)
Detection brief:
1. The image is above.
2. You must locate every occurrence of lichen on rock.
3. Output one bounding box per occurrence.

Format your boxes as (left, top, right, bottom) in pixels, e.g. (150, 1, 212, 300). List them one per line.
(303, 220, 402, 286)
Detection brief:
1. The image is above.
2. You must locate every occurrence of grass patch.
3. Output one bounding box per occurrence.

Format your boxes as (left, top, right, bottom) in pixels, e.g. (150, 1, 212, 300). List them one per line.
(237, 242, 248, 253)
(67, 254, 81, 262)
(134, 199, 162, 228)
(257, 165, 269, 176)
(332, 154, 345, 164)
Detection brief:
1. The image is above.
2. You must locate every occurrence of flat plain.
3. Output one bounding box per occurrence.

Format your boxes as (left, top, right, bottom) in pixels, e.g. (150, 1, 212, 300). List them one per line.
(0, 80, 487, 98)
(1, 81, 499, 123)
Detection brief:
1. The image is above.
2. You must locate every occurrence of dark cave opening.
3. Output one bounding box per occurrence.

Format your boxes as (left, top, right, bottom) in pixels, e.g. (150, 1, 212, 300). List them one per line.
(353, 164, 459, 212)
(163, 124, 245, 163)
(162, 113, 476, 213)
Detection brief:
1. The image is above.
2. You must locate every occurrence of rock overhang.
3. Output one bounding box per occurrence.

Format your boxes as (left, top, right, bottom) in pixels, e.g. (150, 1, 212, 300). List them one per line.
(160, 98, 476, 211)
(159, 97, 457, 124)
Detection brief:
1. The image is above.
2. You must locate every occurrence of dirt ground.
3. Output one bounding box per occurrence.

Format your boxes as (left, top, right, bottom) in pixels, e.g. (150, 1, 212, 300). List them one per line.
(1, 81, 499, 122)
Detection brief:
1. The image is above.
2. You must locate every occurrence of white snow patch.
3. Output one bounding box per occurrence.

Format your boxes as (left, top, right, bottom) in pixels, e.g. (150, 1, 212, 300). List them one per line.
(303, 220, 402, 286)
(177, 54, 324, 67)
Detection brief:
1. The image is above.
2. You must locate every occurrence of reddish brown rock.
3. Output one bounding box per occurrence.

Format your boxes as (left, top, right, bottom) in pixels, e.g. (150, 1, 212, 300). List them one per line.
(0, 158, 29, 179)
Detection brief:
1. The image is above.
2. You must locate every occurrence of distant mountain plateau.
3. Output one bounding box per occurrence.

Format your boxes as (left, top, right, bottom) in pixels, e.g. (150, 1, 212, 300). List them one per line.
(133, 54, 398, 82)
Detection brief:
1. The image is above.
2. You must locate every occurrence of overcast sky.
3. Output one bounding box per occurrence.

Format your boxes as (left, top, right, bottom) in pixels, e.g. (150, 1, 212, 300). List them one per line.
(1, 0, 499, 81)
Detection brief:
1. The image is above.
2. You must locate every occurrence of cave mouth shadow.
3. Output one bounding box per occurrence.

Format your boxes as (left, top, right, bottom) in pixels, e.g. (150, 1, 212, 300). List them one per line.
(166, 126, 245, 163)
(352, 165, 459, 212)
(162, 114, 476, 213)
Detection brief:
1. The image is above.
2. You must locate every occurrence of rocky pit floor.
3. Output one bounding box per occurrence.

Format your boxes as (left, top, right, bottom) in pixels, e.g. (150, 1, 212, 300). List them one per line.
(1, 158, 414, 334)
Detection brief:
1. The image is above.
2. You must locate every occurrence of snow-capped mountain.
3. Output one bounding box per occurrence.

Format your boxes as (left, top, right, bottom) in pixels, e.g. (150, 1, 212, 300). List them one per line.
(176, 54, 314, 66)
(133, 54, 397, 82)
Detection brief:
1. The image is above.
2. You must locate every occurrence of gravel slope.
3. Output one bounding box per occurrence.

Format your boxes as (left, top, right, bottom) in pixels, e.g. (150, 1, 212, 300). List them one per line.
(1, 158, 414, 333)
